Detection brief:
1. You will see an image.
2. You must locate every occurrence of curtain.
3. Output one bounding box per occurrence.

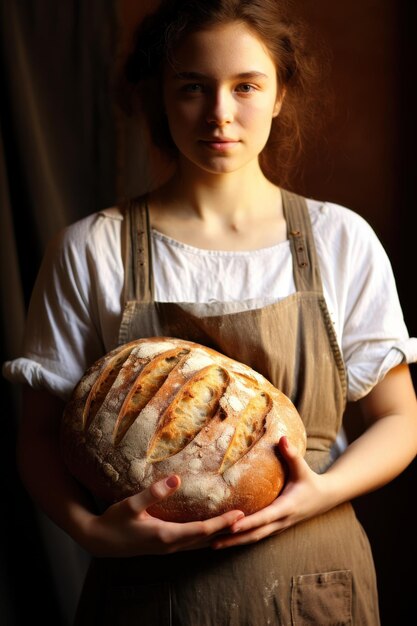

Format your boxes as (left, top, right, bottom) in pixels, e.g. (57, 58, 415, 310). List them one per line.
(1, 1, 118, 624)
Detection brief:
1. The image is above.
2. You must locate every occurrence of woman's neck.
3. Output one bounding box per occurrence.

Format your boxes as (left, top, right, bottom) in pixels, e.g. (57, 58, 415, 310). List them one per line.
(148, 160, 287, 251)
(159, 160, 278, 221)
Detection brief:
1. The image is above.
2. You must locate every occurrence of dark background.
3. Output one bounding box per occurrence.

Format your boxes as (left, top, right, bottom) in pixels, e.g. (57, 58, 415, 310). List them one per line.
(1, 1, 416, 624)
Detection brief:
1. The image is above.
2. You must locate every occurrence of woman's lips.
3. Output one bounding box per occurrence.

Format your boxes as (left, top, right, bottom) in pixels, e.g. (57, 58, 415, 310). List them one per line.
(200, 138, 240, 152)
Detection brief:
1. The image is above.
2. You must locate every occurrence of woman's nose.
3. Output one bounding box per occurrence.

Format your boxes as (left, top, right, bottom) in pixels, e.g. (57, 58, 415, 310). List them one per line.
(206, 89, 234, 126)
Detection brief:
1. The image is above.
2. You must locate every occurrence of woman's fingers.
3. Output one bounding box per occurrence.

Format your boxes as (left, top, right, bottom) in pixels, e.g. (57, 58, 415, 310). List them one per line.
(161, 509, 244, 554)
(228, 498, 285, 535)
(190, 510, 246, 537)
(121, 474, 245, 546)
(124, 475, 181, 515)
(213, 519, 287, 549)
(278, 435, 302, 469)
(277, 435, 312, 487)
(88, 475, 247, 556)
(220, 436, 312, 540)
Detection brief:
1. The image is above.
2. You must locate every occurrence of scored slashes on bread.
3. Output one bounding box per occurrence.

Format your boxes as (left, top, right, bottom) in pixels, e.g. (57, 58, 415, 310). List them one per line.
(61, 337, 307, 522)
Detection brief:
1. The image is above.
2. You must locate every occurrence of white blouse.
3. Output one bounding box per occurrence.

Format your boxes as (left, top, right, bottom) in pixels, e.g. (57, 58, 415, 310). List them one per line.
(3, 197, 417, 403)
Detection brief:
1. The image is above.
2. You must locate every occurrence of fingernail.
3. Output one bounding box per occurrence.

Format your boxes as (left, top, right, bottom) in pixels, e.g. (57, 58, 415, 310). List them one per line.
(165, 475, 179, 488)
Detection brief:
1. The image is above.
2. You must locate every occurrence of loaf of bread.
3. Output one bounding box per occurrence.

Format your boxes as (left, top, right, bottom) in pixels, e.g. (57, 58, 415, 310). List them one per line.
(61, 337, 306, 522)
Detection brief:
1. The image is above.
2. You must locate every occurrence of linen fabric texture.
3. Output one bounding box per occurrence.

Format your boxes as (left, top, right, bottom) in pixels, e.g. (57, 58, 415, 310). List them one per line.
(3, 195, 416, 404)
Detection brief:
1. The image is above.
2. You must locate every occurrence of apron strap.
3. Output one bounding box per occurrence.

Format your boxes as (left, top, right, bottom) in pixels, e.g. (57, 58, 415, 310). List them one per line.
(121, 189, 322, 303)
(281, 188, 323, 293)
(120, 196, 154, 303)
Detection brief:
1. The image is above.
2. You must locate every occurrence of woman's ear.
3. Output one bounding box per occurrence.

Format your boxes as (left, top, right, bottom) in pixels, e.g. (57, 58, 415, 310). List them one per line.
(273, 88, 286, 118)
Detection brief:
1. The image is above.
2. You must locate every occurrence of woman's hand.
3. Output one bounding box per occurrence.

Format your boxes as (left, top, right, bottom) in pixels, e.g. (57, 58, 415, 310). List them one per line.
(213, 364, 417, 549)
(17, 387, 244, 559)
(212, 436, 327, 549)
(83, 474, 245, 557)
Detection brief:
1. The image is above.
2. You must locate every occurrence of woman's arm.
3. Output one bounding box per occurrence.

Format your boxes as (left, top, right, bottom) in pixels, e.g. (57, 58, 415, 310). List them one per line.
(17, 386, 244, 557)
(213, 363, 417, 548)
(323, 363, 417, 498)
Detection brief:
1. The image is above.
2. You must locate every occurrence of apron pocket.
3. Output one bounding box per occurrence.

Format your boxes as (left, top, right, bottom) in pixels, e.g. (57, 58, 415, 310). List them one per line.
(291, 570, 352, 626)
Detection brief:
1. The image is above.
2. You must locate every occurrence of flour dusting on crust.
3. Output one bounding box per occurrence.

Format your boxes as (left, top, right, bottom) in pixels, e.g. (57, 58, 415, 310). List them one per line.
(181, 474, 231, 511)
(61, 337, 307, 521)
(180, 351, 214, 373)
(136, 341, 177, 359)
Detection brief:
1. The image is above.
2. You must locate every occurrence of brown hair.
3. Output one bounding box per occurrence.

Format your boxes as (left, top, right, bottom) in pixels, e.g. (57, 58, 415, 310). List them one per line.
(119, 0, 323, 187)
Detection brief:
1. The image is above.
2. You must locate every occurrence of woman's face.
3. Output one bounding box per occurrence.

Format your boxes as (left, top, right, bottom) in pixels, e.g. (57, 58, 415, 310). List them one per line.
(163, 21, 282, 177)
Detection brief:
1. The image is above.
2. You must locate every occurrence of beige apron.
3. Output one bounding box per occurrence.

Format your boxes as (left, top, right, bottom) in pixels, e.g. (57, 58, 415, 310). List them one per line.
(75, 190, 380, 625)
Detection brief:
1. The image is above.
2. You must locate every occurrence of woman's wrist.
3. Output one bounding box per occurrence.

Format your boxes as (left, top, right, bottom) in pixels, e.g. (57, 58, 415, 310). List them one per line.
(66, 505, 101, 554)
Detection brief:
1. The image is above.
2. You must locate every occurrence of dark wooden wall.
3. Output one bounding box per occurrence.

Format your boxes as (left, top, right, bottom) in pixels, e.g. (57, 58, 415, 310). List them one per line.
(294, 3, 417, 624)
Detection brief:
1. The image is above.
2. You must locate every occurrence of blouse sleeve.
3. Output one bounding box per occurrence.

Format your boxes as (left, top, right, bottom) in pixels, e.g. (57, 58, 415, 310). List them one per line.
(317, 202, 417, 402)
(2, 213, 119, 401)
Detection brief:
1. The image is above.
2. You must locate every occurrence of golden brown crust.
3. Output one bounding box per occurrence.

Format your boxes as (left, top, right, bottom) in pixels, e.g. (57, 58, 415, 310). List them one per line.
(61, 338, 307, 521)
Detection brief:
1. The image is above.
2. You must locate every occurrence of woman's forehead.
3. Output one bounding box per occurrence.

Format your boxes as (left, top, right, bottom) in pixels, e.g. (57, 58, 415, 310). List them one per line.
(167, 22, 277, 78)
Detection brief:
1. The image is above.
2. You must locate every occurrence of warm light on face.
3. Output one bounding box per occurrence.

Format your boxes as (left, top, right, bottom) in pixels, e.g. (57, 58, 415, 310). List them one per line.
(163, 22, 282, 176)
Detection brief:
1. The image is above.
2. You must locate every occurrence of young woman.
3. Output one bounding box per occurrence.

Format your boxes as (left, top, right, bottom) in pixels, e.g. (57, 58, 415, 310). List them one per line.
(4, 1, 417, 624)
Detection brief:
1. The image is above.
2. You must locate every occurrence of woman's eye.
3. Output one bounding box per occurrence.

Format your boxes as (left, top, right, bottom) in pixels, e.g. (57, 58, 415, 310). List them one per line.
(182, 83, 204, 93)
(236, 84, 256, 93)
